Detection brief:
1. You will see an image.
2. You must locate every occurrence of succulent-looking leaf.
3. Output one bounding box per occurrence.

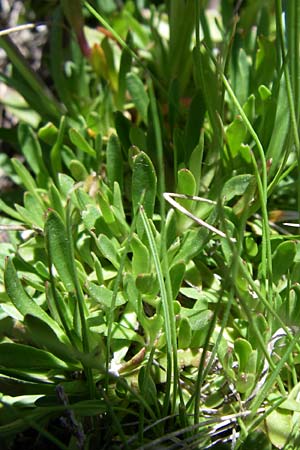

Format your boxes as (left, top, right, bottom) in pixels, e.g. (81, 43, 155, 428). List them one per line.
(178, 317, 192, 349)
(265, 409, 292, 449)
(45, 209, 76, 292)
(132, 151, 157, 218)
(131, 234, 150, 276)
(69, 128, 96, 157)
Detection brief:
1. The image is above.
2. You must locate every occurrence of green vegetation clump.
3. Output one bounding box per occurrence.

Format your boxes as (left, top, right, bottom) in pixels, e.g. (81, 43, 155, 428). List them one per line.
(0, 1, 300, 448)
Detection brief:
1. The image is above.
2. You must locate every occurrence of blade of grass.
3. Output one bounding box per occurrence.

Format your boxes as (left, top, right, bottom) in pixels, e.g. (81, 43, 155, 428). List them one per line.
(148, 79, 179, 416)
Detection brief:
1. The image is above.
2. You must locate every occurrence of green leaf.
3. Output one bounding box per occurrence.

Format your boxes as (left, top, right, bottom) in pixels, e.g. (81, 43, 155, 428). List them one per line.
(69, 159, 89, 181)
(44, 209, 76, 292)
(117, 32, 132, 109)
(178, 317, 192, 349)
(266, 78, 290, 176)
(231, 48, 251, 107)
(168, 0, 195, 92)
(126, 72, 149, 124)
(170, 262, 185, 299)
(226, 117, 247, 158)
(49, 182, 65, 220)
(24, 315, 78, 364)
(50, 115, 67, 176)
(255, 36, 277, 88)
(38, 121, 58, 145)
(184, 90, 205, 162)
(132, 151, 157, 218)
(265, 409, 292, 449)
(0, 198, 24, 221)
(4, 258, 62, 335)
(97, 234, 120, 269)
(236, 372, 256, 394)
(135, 273, 159, 295)
(107, 134, 123, 189)
(86, 282, 125, 309)
(272, 241, 297, 283)
(189, 134, 204, 194)
(131, 234, 150, 276)
(180, 308, 212, 331)
(11, 158, 38, 193)
(234, 338, 253, 373)
(69, 128, 96, 157)
(222, 174, 255, 202)
(23, 192, 45, 228)
(177, 168, 197, 197)
(130, 127, 147, 153)
(114, 111, 131, 154)
(0, 342, 69, 371)
(113, 182, 126, 220)
(46, 283, 73, 333)
(18, 123, 48, 179)
(174, 228, 209, 264)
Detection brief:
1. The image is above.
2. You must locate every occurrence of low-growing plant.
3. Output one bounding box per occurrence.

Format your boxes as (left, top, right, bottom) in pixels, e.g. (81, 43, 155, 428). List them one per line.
(1, 1, 300, 449)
